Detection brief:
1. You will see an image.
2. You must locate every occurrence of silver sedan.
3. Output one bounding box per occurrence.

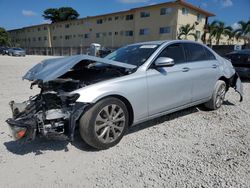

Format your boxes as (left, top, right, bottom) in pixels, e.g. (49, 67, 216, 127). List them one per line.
(6, 40, 243, 149)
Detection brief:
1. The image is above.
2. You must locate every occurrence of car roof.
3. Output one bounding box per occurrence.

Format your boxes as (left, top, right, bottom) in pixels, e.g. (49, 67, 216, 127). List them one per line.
(127, 40, 206, 47)
(127, 40, 168, 46)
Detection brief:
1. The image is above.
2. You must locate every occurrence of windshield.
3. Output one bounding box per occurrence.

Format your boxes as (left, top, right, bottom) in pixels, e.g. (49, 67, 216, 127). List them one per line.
(105, 44, 160, 66)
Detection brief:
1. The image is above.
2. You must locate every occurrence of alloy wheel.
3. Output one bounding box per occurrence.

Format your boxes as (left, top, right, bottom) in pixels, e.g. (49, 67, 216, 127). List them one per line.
(215, 84, 226, 108)
(94, 104, 125, 144)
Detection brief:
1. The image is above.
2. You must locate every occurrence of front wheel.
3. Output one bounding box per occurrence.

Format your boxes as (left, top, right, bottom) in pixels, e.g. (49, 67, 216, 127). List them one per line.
(79, 97, 129, 149)
(204, 80, 226, 110)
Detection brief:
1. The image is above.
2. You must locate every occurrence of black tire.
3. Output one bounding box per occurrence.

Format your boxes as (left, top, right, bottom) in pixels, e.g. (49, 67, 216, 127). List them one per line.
(204, 80, 226, 110)
(79, 97, 129, 149)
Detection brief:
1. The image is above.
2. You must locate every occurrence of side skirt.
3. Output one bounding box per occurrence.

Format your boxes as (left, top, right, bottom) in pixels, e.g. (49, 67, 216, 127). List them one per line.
(132, 97, 210, 126)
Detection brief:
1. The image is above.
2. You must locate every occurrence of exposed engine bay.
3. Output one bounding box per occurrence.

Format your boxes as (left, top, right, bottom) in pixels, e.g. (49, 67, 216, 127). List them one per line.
(6, 58, 133, 141)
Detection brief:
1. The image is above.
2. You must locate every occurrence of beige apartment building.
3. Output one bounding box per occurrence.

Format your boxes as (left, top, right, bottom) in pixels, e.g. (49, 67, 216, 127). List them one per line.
(9, 0, 217, 49)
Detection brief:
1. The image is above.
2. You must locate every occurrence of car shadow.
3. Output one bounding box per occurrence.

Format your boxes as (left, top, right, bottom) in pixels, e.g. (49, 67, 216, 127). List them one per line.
(3, 105, 218, 155)
(127, 106, 199, 135)
(4, 131, 99, 155)
(223, 100, 235, 106)
(4, 138, 70, 156)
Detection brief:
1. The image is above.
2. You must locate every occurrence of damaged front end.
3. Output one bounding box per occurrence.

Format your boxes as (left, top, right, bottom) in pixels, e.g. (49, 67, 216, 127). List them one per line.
(6, 80, 88, 141)
(6, 55, 135, 142)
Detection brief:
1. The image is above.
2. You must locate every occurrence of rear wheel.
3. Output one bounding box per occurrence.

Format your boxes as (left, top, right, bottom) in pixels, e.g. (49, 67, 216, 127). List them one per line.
(204, 80, 226, 110)
(79, 97, 129, 149)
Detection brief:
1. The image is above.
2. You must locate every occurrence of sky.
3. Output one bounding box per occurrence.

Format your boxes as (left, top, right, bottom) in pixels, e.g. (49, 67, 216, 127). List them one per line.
(0, 0, 249, 30)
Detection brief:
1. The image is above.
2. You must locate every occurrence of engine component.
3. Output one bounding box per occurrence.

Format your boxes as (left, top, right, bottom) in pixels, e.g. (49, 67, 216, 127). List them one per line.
(45, 109, 69, 120)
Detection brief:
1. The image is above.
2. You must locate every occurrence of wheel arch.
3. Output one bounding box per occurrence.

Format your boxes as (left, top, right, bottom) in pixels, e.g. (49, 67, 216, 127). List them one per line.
(97, 94, 134, 127)
(218, 76, 230, 90)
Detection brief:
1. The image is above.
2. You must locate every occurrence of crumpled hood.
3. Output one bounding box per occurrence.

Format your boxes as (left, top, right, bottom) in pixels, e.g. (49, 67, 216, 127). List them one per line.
(23, 55, 136, 82)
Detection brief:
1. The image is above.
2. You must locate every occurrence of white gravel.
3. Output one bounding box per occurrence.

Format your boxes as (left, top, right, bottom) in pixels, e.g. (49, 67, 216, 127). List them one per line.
(0, 55, 249, 188)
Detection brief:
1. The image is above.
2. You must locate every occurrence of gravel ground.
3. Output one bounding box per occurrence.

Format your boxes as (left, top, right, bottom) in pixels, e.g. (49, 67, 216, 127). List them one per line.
(0, 55, 249, 188)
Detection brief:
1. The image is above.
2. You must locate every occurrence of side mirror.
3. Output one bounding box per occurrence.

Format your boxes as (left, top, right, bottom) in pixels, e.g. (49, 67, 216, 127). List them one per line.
(154, 57, 175, 67)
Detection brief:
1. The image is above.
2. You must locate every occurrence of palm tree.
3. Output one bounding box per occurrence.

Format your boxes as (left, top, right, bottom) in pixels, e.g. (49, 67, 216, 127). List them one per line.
(204, 21, 217, 45)
(178, 24, 197, 40)
(224, 26, 235, 45)
(234, 20, 250, 45)
(213, 21, 232, 45)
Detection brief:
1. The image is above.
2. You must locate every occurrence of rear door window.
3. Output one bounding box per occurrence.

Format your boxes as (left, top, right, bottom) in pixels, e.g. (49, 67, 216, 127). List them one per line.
(183, 43, 207, 62)
(204, 47, 216, 60)
(158, 43, 186, 64)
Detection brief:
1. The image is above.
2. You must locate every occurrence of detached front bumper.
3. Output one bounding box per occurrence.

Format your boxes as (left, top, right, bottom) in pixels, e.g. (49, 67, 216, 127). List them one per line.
(231, 73, 243, 102)
(6, 100, 37, 140)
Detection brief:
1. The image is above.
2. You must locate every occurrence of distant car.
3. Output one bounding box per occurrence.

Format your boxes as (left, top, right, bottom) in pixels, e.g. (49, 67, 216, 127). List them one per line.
(99, 48, 113, 58)
(6, 40, 243, 149)
(226, 49, 250, 78)
(0, 47, 9, 55)
(7, 47, 26, 56)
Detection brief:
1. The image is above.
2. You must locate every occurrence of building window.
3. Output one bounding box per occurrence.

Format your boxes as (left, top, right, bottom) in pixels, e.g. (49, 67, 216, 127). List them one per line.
(108, 32, 112, 36)
(102, 32, 107, 37)
(160, 7, 172, 15)
(197, 14, 202, 22)
(115, 32, 118, 35)
(115, 16, 119, 20)
(139, 28, 150, 35)
(44, 36, 47, 41)
(44, 26, 47, 30)
(65, 24, 70, 28)
(140, 12, 150, 18)
(125, 30, 133, 36)
(108, 17, 112, 21)
(96, 33, 101, 38)
(65, 35, 71, 40)
(126, 14, 134, 20)
(84, 34, 90, 39)
(38, 37, 41, 41)
(182, 8, 189, 15)
(53, 36, 57, 40)
(37, 27, 41, 31)
(97, 19, 103, 24)
(159, 27, 171, 34)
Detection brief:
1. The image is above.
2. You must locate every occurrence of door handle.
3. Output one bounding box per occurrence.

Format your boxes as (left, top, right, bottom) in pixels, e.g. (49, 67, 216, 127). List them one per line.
(182, 67, 190, 72)
(212, 64, 218, 68)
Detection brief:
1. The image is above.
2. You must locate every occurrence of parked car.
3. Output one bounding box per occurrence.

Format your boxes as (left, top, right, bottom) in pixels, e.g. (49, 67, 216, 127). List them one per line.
(0, 47, 9, 55)
(99, 48, 113, 57)
(7, 47, 26, 56)
(6, 40, 243, 149)
(226, 49, 250, 78)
